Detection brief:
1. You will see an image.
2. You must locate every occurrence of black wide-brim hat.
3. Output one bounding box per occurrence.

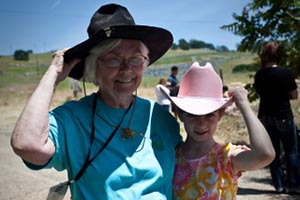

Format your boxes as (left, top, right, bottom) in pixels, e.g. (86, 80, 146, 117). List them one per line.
(64, 3, 174, 80)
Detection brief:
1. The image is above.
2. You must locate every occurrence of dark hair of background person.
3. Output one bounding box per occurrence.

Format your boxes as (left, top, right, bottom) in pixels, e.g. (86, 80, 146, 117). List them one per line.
(259, 41, 284, 68)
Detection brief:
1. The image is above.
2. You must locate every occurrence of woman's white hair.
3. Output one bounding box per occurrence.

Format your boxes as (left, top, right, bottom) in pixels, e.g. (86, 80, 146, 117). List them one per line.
(84, 39, 122, 85)
(84, 39, 150, 85)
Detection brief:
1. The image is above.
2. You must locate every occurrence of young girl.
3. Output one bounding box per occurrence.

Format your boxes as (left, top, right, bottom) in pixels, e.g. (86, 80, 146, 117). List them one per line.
(162, 62, 275, 199)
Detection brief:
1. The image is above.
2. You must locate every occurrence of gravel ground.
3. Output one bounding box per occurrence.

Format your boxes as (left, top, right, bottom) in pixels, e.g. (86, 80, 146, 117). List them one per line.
(1, 126, 299, 200)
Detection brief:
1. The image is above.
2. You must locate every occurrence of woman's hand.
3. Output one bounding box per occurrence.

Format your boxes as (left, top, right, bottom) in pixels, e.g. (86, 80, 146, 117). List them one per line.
(50, 49, 81, 85)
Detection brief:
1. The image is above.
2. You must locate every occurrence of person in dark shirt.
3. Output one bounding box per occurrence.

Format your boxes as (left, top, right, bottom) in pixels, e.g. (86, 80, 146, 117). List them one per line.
(168, 66, 179, 96)
(168, 66, 179, 119)
(254, 41, 299, 194)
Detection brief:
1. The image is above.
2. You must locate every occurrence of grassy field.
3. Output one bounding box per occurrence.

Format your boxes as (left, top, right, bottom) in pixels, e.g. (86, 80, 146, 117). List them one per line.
(1, 49, 299, 144)
(0, 49, 257, 88)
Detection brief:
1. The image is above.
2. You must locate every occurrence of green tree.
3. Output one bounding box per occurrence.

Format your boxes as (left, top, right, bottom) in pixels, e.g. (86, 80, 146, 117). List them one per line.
(171, 43, 178, 50)
(204, 43, 215, 50)
(178, 39, 190, 50)
(216, 45, 230, 52)
(189, 39, 206, 49)
(221, 0, 300, 76)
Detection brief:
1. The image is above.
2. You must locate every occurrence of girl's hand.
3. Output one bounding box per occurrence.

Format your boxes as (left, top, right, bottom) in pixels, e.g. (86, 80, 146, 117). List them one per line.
(228, 87, 249, 109)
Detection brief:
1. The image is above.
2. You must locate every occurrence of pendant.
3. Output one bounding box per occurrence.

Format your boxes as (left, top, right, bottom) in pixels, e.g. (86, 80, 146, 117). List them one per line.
(122, 128, 135, 139)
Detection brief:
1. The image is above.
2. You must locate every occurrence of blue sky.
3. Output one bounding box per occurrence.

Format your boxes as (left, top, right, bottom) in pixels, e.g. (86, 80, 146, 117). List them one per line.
(0, 0, 251, 55)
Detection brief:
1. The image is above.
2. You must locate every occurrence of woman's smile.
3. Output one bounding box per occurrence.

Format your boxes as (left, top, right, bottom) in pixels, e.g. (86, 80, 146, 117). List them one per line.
(116, 77, 135, 84)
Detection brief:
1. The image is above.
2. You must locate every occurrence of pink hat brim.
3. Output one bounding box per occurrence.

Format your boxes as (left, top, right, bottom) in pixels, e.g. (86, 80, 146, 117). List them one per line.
(169, 96, 233, 115)
(159, 86, 233, 115)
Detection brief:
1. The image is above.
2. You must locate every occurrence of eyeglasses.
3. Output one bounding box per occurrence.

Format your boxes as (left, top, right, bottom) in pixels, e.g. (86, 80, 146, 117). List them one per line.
(98, 55, 149, 68)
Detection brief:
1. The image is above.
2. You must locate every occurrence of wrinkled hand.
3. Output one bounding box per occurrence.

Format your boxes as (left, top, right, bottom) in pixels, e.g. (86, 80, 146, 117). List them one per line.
(50, 49, 80, 85)
(228, 86, 249, 109)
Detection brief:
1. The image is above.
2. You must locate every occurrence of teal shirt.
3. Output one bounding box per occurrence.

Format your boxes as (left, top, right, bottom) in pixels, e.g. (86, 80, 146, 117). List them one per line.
(27, 93, 181, 199)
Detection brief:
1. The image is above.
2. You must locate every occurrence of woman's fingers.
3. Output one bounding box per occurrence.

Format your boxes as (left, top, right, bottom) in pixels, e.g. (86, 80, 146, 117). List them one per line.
(50, 49, 81, 84)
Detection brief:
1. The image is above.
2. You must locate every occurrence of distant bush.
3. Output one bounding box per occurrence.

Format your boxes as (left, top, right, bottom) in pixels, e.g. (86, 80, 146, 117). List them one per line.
(172, 38, 222, 51)
(14, 49, 31, 61)
(232, 63, 259, 73)
(216, 45, 230, 52)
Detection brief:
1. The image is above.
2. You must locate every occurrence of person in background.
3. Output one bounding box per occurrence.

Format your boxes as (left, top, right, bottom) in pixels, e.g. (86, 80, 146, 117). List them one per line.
(10, 4, 182, 199)
(168, 65, 180, 119)
(222, 84, 229, 98)
(161, 62, 274, 199)
(254, 41, 299, 194)
(222, 84, 238, 114)
(155, 78, 171, 112)
(70, 78, 83, 98)
(168, 65, 179, 96)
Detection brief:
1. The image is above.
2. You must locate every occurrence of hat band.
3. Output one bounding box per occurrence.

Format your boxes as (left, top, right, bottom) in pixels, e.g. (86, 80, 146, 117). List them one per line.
(176, 96, 229, 101)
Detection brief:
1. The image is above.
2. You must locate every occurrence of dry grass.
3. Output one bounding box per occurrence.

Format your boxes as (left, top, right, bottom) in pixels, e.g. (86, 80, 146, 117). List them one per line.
(1, 80, 299, 146)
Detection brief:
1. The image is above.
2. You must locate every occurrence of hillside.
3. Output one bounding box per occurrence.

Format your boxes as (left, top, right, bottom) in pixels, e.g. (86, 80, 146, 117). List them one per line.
(0, 49, 256, 88)
(0, 49, 299, 145)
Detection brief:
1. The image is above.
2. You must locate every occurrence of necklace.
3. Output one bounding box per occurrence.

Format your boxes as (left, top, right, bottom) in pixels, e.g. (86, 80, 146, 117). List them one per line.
(122, 96, 136, 139)
(92, 94, 137, 139)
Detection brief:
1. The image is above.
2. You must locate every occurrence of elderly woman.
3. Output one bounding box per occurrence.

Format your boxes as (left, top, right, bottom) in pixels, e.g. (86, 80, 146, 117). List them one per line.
(11, 4, 182, 199)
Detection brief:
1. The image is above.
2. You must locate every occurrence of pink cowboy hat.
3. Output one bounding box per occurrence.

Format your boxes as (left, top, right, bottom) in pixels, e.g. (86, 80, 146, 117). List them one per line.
(161, 62, 233, 115)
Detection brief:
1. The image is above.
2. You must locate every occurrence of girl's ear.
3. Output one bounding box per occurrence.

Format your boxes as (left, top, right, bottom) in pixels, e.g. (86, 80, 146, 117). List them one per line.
(218, 108, 226, 120)
(176, 107, 184, 122)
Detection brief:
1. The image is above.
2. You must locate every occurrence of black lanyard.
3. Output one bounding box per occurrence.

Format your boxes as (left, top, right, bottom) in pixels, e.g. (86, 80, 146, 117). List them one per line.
(68, 94, 133, 184)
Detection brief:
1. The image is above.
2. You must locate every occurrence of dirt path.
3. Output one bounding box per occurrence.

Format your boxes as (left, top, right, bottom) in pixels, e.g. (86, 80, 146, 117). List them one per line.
(237, 168, 300, 199)
(1, 125, 299, 200)
(1, 87, 299, 199)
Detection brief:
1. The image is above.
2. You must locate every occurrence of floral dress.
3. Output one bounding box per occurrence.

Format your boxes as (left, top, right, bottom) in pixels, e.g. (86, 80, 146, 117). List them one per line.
(173, 143, 247, 200)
